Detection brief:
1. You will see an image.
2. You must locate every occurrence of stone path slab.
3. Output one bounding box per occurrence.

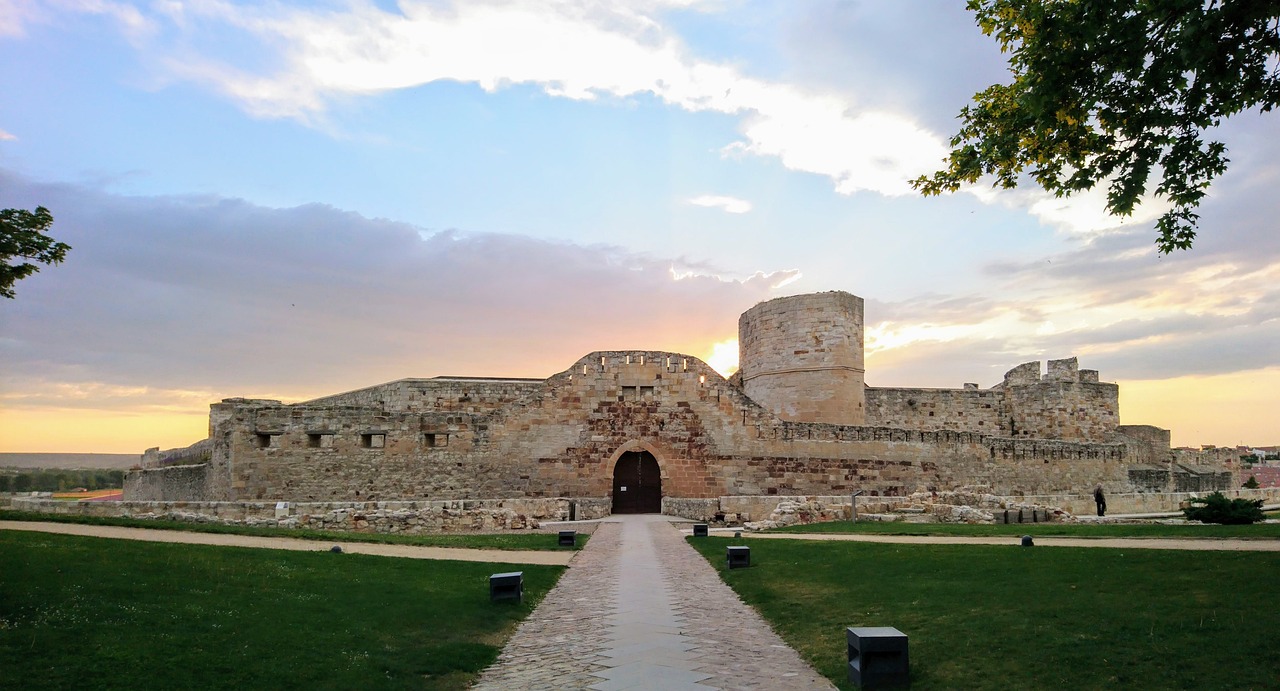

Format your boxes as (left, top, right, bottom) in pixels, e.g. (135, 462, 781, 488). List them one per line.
(472, 515, 834, 690)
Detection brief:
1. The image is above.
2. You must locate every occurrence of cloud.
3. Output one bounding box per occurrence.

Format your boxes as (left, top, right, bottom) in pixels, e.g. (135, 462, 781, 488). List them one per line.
(0, 128, 15, 141)
(687, 194, 751, 214)
(0, 169, 794, 412)
(0, 0, 156, 40)
(41, 0, 946, 199)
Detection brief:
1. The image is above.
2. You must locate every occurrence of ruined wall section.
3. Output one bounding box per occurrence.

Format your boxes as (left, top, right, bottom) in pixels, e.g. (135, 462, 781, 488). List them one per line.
(298, 377, 544, 414)
(738, 291, 866, 425)
(124, 464, 210, 501)
(865, 387, 1002, 434)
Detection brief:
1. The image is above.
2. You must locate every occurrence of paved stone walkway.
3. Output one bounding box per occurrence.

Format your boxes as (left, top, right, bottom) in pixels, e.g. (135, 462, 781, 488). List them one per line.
(472, 515, 835, 690)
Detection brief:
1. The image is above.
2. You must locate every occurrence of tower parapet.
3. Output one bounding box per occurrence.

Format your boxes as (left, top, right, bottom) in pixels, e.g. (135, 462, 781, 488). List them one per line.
(737, 291, 866, 425)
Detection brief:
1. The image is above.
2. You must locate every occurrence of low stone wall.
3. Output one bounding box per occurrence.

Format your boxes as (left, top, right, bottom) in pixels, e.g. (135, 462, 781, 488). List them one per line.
(10, 496, 611, 533)
(1023, 487, 1280, 516)
(662, 497, 720, 521)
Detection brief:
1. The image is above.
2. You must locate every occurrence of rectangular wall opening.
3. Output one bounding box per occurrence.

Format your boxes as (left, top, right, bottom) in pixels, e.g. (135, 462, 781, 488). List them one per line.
(361, 433, 386, 449)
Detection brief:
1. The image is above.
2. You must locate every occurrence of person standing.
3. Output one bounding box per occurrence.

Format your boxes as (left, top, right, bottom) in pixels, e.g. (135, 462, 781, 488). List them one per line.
(1093, 484, 1107, 517)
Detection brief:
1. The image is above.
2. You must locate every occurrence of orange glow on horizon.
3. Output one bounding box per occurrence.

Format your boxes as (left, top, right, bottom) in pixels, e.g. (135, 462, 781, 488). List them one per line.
(0, 407, 208, 454)
(1118, 367, 1280, 448)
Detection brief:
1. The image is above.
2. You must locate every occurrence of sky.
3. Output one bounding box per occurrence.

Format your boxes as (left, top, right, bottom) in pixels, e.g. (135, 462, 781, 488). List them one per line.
(0, 0, 1276, 454)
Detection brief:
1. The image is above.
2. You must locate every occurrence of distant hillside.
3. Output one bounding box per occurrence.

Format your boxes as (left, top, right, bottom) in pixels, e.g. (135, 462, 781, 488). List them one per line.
(0, 453, 140, 470)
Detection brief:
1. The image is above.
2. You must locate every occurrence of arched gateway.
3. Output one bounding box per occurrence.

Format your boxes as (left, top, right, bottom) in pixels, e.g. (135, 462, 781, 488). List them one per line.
(611, 450, 662, 514)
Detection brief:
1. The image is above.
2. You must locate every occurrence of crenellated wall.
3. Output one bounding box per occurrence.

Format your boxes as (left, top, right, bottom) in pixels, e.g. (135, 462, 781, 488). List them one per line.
(1001, 358, 1119, 441)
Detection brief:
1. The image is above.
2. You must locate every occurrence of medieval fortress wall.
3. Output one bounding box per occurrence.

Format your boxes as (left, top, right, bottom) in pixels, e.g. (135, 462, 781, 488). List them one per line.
(125, 290, 1236, 517)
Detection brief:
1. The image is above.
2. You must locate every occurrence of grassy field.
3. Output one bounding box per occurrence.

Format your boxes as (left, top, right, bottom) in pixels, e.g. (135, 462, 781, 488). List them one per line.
(688, 536, 1279, 690)
(769, 518, 1280, 539)
(1, 531, 561, 690)
(0, 510, 587, 550)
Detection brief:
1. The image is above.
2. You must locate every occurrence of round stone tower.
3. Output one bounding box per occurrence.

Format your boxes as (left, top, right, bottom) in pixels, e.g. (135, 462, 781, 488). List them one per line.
(737, 291, 866, 425)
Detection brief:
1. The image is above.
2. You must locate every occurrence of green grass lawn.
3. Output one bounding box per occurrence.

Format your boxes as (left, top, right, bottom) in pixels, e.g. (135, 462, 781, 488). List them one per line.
(0, 509, 587, 550)
(1, 531, 561, 690)
(689, 537, 1279, 690)
(769, 518, 1280, 539)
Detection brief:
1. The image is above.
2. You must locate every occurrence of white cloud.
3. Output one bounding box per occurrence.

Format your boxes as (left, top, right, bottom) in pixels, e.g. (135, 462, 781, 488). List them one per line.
(966, 180, 1172, 237)
(71, 0, 948, 198)
(687, 194, 752, 214)
(0, 128, 15, 141)
(0, 0, 157, 40)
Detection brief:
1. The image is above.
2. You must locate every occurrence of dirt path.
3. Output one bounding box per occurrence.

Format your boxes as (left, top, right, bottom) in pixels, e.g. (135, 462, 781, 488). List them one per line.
(0, 520, 576, 565)
(721, 530, 1280, 551)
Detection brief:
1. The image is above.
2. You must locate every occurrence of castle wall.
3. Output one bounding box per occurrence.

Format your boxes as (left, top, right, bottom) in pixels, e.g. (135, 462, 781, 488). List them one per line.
(164, 351, 1147, 505)
(865, 387, 1003, 434)
(124, 290, 1234, 514)
(738, 292, 866, 425)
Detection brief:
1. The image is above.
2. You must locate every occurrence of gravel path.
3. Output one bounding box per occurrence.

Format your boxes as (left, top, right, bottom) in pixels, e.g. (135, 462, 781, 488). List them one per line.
(0, 520, 575, 565)
(730, 530, 1280, 551)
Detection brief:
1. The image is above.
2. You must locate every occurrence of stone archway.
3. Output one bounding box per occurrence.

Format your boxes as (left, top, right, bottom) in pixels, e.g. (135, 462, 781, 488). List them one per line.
(611, 450, 662, 514)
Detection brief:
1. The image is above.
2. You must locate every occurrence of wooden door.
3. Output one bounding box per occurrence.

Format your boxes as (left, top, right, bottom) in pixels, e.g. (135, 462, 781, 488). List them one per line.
(611, 451, 661, 514)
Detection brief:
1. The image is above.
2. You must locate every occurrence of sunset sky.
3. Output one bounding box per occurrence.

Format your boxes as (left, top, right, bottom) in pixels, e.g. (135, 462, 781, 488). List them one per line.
(1, 1, 1277, 454)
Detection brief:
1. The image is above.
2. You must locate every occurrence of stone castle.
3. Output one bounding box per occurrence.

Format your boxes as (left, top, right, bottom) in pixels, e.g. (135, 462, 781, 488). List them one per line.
(126, 291, 1235, 519)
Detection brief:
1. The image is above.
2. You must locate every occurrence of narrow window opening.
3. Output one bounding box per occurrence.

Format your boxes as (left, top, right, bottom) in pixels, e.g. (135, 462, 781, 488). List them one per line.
(626, 354, 631, 364)
(639, 354, 645, 365)
(682, 359, 688, 372)
(307, 433, 334, 448)
(699, 374, 706, 385)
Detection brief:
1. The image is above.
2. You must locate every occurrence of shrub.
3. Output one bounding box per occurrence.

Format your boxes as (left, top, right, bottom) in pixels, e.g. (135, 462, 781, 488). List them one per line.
(1243, 475, 1261, 489)
(1184, 492, 1265, 525)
